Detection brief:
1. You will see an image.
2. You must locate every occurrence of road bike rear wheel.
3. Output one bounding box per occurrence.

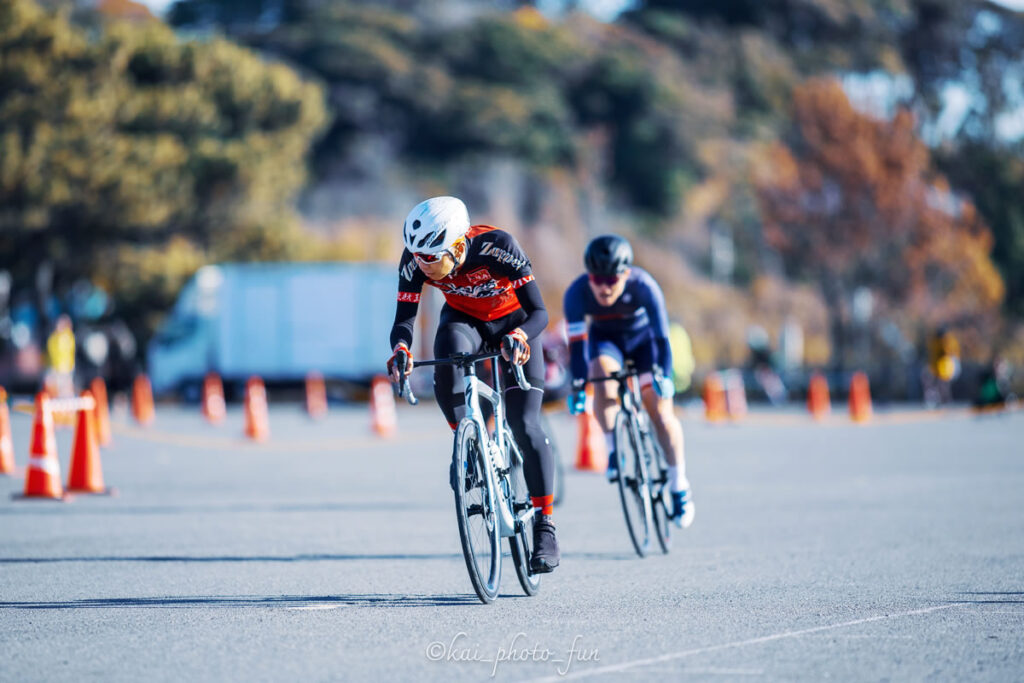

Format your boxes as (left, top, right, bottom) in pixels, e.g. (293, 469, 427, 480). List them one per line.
(452, 419, 501, 603)
(506, 434, 541, 596)
(614, 410, 653, 557)
(643, 428, 672, 554)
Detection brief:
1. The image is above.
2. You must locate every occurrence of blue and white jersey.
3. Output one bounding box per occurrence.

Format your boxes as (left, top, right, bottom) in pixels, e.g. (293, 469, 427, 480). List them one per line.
(562, 267, 673, 383)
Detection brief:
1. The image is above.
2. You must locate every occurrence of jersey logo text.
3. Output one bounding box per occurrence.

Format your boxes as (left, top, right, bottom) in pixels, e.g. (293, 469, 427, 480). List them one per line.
(479, 241, 527, 271)
(467, 268, 491, 285)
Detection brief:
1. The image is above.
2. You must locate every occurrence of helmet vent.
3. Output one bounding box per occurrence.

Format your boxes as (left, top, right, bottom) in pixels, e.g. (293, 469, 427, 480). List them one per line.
(428, 230, 446, 249)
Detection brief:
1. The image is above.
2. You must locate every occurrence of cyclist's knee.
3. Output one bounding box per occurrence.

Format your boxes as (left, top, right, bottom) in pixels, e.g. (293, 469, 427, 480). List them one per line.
(642, 388, 677, 426)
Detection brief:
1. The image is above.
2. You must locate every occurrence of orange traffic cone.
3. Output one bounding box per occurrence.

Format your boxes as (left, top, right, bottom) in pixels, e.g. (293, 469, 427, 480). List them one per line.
(807, 372, 831, 421)
(724, 369, 748, 421)
(0, 387, 15, 476)
(306, 372, 328, 419)
(244, 377, 270, 442)
(849, 371, 873, 423)
(370, 375, 396, 437)
(132, 374, 154, 426)
(16, 392, 65, 500)
(703, 373, 727, 423)
(89, 377, 112, 446)
(202, 372, 226, 425)
(67, 391, 112, 495)
(574, 385, 608, 472)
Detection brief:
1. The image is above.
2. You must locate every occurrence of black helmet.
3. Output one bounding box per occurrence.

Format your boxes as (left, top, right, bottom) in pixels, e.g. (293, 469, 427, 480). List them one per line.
(584, 235, 633, 275)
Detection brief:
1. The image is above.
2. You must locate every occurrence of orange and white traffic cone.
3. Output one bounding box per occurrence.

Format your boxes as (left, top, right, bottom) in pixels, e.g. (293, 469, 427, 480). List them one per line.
(132, 374, 154, 426)
(0, 387, 16, 476)
(306, 372, 328, 419)
(89, 377, 112, 446)
(703, 373, 727, 423)
(807, 372, 831, 421)
(67, 391, 112, 495)
(369, 375, 396, 437)
(849, 371, 873, 423)
(244, 377, 270, 442)
(16, 392, 66, 500)
(202, 372, 226, 425)
(574, 385, 607, 472)
(724, 369, 748, 421)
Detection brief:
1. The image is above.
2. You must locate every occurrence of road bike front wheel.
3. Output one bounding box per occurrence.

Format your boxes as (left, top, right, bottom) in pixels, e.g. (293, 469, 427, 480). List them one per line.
(506, 434, 541, 596)
(614, 410, 653, 557)
(452, 419, 501, 603)
(643, 428, 672, 554)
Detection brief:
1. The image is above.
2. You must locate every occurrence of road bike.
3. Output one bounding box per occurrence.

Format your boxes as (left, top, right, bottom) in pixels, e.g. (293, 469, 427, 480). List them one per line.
(397, 351, 540, 603)
(588, 362, 672, 557)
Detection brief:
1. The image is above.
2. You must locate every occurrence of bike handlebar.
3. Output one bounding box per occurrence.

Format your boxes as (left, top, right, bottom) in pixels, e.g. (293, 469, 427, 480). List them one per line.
(577, 364, 665, 388)
(394, 351, 531, 405)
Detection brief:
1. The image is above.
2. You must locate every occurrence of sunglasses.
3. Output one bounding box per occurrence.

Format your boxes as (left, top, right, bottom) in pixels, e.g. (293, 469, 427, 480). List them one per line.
(589, 273, 622, 287)
(413, 250, 451, 265)
(413, 238, 465, 266)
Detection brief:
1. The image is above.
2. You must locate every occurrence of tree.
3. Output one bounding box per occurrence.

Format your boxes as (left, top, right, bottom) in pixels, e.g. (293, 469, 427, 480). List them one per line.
(0, 0, 327, 337)
(754, 79, 1004, 363)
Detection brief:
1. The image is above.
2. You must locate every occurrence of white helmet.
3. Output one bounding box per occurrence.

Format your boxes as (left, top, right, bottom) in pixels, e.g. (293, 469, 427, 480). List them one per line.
(402, 196, 470, 255)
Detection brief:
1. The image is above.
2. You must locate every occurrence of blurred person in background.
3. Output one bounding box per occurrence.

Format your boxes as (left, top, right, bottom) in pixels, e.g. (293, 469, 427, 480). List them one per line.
(563, 235, 694, 528)
(668, 321, 695, 396)
(923, 325, 961, 407)
(387, 196, 560, 574)
(747, 325, 786, 405)
(974, 356, 1012, 410)
(46, 314, 76, 397)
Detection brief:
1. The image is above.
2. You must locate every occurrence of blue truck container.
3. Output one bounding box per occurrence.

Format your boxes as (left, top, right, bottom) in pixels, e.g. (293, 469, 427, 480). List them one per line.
(148, 262, 397, 397)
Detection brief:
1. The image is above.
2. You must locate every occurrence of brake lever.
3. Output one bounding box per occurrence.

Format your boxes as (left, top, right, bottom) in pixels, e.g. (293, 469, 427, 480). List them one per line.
(512, 363, 531, 392)
(401, 376, 418, 405)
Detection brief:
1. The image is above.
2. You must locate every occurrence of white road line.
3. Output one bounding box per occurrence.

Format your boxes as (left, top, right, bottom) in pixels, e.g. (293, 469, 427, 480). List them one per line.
(527, 603, 969, 682)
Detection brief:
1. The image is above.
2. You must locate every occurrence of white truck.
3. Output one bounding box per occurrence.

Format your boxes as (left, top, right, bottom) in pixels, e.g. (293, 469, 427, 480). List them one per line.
(147, 262, 399, 398)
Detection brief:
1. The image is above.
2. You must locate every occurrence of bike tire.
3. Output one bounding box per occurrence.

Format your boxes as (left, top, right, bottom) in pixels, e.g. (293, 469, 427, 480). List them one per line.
(452, 419, 501, 603)
(614, 410, 653, 557)
(644, 429, 672, 554)
(506, 432, 541, 596)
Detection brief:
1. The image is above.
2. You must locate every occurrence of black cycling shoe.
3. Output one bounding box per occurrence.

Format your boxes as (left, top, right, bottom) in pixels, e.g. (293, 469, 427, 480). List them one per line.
(530, 514, 560, 573)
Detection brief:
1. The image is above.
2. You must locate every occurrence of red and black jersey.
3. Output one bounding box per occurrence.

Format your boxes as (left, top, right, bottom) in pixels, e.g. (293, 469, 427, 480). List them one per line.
(396, 225, 535, 322)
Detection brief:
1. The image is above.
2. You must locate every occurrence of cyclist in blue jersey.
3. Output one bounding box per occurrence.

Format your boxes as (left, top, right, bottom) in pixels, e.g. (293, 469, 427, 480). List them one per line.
(563, 235, 694, 528)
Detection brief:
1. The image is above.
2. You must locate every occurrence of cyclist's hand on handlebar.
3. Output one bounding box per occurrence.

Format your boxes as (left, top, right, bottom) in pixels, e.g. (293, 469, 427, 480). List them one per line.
(501, 328, 531, 366)
(567, 379, 587, 415)
(567, 389, 587, 416)
(387, 343, 413, 385)
(652, 366, 674, 399)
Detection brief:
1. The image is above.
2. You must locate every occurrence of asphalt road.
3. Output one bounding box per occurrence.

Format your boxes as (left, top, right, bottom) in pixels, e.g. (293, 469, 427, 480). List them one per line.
(1, 400, 1022, 681)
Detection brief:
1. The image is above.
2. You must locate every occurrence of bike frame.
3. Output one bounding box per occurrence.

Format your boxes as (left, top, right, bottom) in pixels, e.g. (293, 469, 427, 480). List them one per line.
(460, 357, 529, 538)
(400, 352, 534, 538)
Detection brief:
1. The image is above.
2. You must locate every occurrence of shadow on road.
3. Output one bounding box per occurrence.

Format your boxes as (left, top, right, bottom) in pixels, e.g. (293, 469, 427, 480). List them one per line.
(0, 553, 464, 563)
(0, 550, 636, 564)
(0, 501, 439, 516)
(955, 591, 1024, 604)
(0, 594, 490, 609)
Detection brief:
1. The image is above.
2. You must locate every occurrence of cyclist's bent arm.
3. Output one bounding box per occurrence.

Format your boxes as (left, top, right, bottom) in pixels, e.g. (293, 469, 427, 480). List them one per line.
(512, 278, 549, 340)
(637, 269, 673, 375)
(563, 276, 590, 384)
(390, 251, 426, 350)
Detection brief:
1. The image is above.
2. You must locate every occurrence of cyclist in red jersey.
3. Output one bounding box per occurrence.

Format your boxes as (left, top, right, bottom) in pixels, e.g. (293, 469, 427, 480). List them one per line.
(387, 196, 560, 573)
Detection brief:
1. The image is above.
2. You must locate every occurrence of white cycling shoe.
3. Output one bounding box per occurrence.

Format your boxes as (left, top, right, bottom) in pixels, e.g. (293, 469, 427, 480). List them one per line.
(671, 491, 695, 529)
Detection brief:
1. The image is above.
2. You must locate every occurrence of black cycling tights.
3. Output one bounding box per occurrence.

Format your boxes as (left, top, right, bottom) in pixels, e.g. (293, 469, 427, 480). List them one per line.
(433, 320, 554, 500)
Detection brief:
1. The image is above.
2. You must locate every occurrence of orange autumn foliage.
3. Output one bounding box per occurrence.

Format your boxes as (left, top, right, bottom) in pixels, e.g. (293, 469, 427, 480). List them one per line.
(754, 78, 1004, 358)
